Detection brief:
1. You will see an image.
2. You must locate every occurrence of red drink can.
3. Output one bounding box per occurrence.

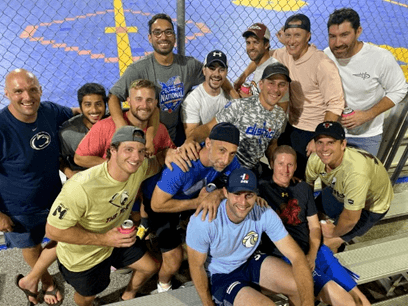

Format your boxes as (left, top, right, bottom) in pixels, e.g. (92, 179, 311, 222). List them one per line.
(118, 219, 135, 234)
(240, 82, 251, 95)
(342, 107, 355, 118)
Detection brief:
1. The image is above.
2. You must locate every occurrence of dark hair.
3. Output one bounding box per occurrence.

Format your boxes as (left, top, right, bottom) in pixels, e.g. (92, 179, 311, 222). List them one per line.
(77, 83, 107, 107)
(272, 145, 297, 163)
(244, 33, 270, 51)
(106, 142, 120, 160)
(327, 8, 360, 31)
(148, 13, 174, 33)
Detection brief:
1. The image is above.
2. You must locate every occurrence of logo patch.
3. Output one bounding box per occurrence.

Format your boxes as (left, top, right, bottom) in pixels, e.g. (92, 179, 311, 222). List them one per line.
(353, 72, 370, 80)
(30, 132, 51, 150)
(240, 173, 249, 183)
(52, 204, 68, 220)
(348, 199, 354, 205)
(159, 76, 184, 113)
(242, 231, 259, 248)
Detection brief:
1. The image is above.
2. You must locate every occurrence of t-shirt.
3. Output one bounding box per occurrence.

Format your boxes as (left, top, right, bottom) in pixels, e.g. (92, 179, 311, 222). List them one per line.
(186, 199, 288, 276)
(324, 43, 407, 138)
(181, 84, 230, 125)
(0, 102, 72, 215)
(251, 56, 290, 104)
(109, 53, 204, 145)
(59, 114, 89, 171)
(76, 112, 175, 159)
(259, 180, 317, 255)
(216, 95, 286, 169)
(47, 157, 161, 272)
(305, 147, 393, 214)
(274, 45, 345, 131)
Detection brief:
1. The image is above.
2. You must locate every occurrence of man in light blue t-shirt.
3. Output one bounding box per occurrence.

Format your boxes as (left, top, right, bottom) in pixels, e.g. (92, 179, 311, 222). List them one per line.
(186, 168, 314, 306)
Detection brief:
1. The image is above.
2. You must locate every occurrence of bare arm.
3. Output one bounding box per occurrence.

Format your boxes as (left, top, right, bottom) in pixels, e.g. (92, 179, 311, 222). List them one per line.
(305, 214, 321, 271)
(321, 209, 361, 238)
(265, 138, 278, 165)
(187, 246, 215, 306)
(234, 61, 257, 91)
(46, 222, 136, 248)
(0, 212, 14, 232)
(275, 235, 314, 306)
(74, 153, 105, 168)
(222, 79, 240, 99)
(324, 111, 340, 122)
(184, 122, 200, 139)
(107, 94, 127, 129)
(151, 186, 202, 213)
(71, 107, 81, 115)
(145, 106, 160, 157)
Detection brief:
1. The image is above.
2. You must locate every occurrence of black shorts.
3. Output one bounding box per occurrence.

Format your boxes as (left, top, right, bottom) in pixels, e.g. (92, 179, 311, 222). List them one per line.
(58, 241, 146, 297)
(341, 209, 387, 242)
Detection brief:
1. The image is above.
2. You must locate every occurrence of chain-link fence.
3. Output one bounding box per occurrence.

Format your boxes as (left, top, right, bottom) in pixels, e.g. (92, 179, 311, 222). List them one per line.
(1, 0, 407, 108)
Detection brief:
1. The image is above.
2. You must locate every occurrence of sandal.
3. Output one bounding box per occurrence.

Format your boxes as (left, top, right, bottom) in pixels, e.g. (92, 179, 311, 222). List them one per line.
(15, 274, 38, 306)
(43, 279, 63, 306)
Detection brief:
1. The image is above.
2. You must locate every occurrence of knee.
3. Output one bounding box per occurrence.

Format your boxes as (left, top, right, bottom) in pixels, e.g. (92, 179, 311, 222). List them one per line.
(162, 247, 183, 270)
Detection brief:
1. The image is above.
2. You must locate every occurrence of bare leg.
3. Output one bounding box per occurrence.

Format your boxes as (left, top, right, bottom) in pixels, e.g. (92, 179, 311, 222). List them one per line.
(317, 281, 356, 306)
(121, 252, 159, 300)
(234, 286, 276, 306)
(158, 245, 183, 284)
(323, 236, 344, 253)
(73, 292, 96, 306)
(349, 287, 371, 306)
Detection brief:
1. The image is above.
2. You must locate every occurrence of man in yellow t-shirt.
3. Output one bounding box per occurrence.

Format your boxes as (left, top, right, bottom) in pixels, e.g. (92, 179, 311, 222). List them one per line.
(306, 121, 393, 252)
(46, 126, 169, 305)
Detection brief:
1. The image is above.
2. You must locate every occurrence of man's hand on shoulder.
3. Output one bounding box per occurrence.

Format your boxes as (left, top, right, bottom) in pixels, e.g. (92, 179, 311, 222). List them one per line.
(179, 139, 202, 161)
(0, 212, 14, 232)
(194, 188, 224, 222)
(164, 148, 192, 172)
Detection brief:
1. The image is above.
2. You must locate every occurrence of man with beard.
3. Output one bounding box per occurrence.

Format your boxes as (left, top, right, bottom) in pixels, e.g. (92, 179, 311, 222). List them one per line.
(324, 8, 407, 155)
(181, 50, 232, 137)
(107, 14, 238, 147)
(235, 23, 289, 112)
(74, 79, 175, 168)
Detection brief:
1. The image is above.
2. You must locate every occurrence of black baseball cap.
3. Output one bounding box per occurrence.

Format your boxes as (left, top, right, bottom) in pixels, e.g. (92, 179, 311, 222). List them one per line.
(261, 62, 291, 82)
(227, 168, 258, 194)
(209, 122, 240, 146)
(204, 50, 228, 68)
(284, 14, 311, 32)
(313, 121, 345, 140)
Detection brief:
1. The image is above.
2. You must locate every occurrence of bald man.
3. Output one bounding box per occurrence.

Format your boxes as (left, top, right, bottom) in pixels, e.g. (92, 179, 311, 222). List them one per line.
(0, 69, 78, 305)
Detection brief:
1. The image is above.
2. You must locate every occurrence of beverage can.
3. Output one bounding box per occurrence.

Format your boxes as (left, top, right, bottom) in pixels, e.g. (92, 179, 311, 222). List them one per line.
(240, 82, 251, 95)
(205, 183, 217, 193)
(119, 219, 135, 234)
(342, 107, 355, 118)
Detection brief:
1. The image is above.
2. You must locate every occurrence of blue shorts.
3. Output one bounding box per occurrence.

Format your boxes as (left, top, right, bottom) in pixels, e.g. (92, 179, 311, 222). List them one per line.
(283, 245, 357, 296)
(210, 252, 268, 306)
(4, 210, 49, 248)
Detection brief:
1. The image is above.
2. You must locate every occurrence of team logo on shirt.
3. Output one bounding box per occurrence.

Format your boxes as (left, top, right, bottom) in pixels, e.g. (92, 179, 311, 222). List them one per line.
(242, 231, 259, 248)
(159, 76, 184, 113)
(245, 122, 276, 141)
(30, 132, 51, 150)
(278, 198, 301, 225)
(52, 204, 68, 220)
(106, 191, 131, 223)
(353, 72, 370, 80)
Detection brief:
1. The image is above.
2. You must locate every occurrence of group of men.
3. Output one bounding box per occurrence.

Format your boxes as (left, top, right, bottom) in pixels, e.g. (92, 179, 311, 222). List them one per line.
(0, 7, 405, 306)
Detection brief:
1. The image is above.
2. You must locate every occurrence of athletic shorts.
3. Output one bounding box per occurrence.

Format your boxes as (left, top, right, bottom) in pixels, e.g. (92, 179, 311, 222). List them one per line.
(58, 241, 146, 297)
(210, 252, 268, 306)
(4, 210, 49, 248)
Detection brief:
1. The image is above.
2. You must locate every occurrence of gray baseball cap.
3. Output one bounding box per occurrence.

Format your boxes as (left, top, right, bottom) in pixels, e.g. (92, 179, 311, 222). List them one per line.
(111, 126, 146, 145)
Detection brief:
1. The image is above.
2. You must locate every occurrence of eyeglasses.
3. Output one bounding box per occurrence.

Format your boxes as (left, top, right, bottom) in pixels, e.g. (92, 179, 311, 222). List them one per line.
(151, 29, 175, 37)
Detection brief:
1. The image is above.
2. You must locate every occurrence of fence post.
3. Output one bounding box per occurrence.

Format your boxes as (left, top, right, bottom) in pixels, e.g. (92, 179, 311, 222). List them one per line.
(177, 0, 186, 56)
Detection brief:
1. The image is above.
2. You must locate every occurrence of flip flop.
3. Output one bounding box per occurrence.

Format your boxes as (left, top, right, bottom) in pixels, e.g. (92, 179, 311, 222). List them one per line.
(43, 280, 63, 306)
(15, 274, 38, 306)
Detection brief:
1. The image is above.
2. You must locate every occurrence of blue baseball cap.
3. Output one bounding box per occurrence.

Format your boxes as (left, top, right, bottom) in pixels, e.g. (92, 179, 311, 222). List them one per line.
(227, 168, 258, 194)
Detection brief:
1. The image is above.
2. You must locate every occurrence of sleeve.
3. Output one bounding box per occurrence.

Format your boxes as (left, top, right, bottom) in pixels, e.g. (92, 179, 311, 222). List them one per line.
(48, 102, 73, 127)
(215, 99, 241, 125)
(263, 208, 289, 242)
(379, 51, 408, 105)
(305, 153, 320, 185)
(109, 65, 141, 101)
(143, 156, 164, 180)
(186, 213, 211, 254)
(75, 121, 109, 158)
(317, 57, 345, 116)
(156, 165, 188, 196)
(59, 129, 72, 161)
(181, 91, 201, 124)
(343, 174, 369, 211)
(47, 181, 88, 229)
(154, 124, 176, 153)
(190, 58, 205, 85)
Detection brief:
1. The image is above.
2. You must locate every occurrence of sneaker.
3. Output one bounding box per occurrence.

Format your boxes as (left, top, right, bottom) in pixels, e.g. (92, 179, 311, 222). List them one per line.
(151, 282, 172, 294)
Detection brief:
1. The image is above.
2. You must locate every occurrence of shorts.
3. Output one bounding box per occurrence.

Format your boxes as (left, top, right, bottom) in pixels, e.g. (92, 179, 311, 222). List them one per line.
(4, 210, 49, 248)
(143, 196, 182, 253)
(58, 241, 147, 297)
(211, 252, 268, 306)
(282, 245, 357, 296)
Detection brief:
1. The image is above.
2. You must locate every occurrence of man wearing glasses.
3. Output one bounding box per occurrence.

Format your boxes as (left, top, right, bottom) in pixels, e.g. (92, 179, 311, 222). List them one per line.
(108, 14, 206, 146)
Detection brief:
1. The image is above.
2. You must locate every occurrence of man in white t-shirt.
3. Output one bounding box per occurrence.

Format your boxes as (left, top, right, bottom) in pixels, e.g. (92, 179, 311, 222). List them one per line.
(325, 8, 407, 155)
(181, 50, 231, 137)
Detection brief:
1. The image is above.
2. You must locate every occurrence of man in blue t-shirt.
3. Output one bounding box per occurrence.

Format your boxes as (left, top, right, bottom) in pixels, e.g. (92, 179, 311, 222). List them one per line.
(186, 168, 314, 306)
(142, 122, 241, 293)
(0, 69, 77, 305)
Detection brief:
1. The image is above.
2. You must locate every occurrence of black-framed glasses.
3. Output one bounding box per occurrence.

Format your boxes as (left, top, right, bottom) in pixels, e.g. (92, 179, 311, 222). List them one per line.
(151, 29, 175, 37)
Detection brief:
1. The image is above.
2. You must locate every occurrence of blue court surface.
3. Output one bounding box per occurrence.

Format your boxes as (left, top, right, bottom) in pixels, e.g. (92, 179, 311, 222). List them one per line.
(0, 0, 407, 108)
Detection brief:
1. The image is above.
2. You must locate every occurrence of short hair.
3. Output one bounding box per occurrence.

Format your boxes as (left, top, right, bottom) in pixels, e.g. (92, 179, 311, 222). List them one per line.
(272, 145, 297, 163)
(128, 79, 156, 95)
(106, 142, 120, 160)
(148, 13, 174, 33)
(77, 83, 107, 107)
(245, 33, 270, 51)
(327, 8, 361, 31)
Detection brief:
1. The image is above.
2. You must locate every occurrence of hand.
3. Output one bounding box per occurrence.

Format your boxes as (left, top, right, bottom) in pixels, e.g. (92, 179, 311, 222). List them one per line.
(102, 226, 136, 248)
(233, 75, 246, 92)
(306, 139, 316, 157)
(237, 89, 252, 98)
(305, 253, 316, 272)
(179, 140, 202, 161)
(291, 176, 302, 184)
(320, 220, 335, 238)
(194, 188, 223, 222)
(164, 148, 192, 172)
(341, 110, 370, 129)
(145, 142, 155, 158)
(276, 26, 286, 45)
(255, 196, 269, 208)
(0, 212, 14, 232)
(65, 169, 79, 179)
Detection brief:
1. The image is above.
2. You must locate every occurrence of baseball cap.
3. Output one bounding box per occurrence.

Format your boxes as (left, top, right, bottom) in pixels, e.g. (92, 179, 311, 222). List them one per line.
(209, 122, 240, 146)
(261, 62, 291, 82)
(111, 126, 146, 145)
(204, 50, 228, 68)
(242, 23, 271, 41)
(227, 168, 258, 194)
(284, 14, 311, 32)
(313, 121, 345, 140)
